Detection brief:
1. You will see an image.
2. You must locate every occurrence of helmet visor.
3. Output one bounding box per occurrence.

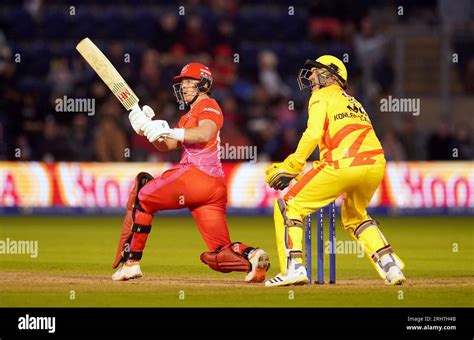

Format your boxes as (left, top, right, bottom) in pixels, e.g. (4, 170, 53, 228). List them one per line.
(297, 68, 314, 91)
(172, 82, 185, 104)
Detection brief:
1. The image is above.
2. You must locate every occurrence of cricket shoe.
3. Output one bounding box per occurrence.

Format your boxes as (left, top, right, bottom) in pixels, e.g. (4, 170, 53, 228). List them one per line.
(384, 266, 406, 285)
(112, 260, 143, 281)
(265, 266, 309, 287)
(245, 248, 270, 283)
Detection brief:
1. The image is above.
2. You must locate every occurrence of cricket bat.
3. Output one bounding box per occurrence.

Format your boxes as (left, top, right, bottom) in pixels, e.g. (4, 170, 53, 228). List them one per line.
(76, 37, 140, 111)
(76, 37, 163, 139)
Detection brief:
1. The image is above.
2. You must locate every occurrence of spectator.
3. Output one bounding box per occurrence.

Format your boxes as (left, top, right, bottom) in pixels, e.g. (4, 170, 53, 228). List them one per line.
(35, 116, 69, 162)
(257, 50, 291, 100)
(107, 41, 135, 83)
(0, 2, 467, 164)
(160, 44, 188, 84)
(13, 134, 32, 160)
(274, 97, 297, 127)
(220, 124, 252, 151)
(95, 116, 128, 162)
(245, 85, 272, 148)
(453, 122, 472, 160)
(278, 127, 300, 160)
(182, 15, 210, 54)
(260, 123, 280, 161)
(397, 118, 424, 160)
(465, 58, 474, 94)
(354, 16, 391, 99)
(211, 0, 238, 17)
(154, 13, 182, 53)
(221, 95, 240, 126)
(212, 18, 237, 49)
(129, 133, 163, 162)
(382, 131, 406, 161)
(210, 44, 236, 92)
(47, 58, 75, 99)
(66, 114, 95, 161)
(308, 17, 343, 42)
(0, 118, 5, 160)
(427, 121, 457, 160)
(138, 48, 161, 97)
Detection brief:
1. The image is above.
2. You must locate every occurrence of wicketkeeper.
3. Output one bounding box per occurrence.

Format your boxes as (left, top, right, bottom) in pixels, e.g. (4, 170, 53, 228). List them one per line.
(112, 63, 270, 282)
(264, 55, 406, 287)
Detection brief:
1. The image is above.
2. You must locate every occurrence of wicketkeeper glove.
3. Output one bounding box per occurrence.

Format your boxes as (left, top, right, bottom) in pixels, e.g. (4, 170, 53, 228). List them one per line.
(128, 105, 155, 136)
(265, 154, 305, 190)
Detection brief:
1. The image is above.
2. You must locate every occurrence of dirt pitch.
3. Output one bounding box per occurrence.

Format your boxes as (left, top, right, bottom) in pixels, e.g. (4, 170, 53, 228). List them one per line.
(1, 216, 472, 307)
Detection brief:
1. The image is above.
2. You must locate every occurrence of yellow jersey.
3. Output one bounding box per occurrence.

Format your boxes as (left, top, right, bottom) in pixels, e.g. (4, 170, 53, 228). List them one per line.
(293, 84, 385, 169)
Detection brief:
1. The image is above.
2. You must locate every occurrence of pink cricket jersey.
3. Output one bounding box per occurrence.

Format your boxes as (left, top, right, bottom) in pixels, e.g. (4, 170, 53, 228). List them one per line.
(177, 98, 224, 177)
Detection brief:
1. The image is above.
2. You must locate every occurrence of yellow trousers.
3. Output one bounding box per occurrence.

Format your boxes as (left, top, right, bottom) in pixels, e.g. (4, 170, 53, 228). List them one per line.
(275, 160, 387, 274)
(285, 160, 385, 228)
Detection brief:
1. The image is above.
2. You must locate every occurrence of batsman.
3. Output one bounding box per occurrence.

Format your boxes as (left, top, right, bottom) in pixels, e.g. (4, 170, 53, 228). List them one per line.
(265, 55, 406, 287)
(111, 63, 270, 283)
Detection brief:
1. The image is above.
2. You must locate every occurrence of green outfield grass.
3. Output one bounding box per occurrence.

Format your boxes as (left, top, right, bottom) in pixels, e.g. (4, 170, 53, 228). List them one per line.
(0, 215, 472, 307)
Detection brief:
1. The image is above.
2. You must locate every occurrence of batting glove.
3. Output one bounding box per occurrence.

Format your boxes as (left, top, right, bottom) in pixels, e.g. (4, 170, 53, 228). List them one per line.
(128, 105, 155, 136)
(143, 120, 171, 143)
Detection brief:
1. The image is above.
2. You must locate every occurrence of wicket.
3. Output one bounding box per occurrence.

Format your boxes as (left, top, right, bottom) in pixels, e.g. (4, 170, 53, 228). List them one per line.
(304, 201, 336, 284)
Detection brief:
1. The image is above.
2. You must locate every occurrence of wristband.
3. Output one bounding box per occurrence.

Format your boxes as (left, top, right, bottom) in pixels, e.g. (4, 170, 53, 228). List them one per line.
(169, 128, 185, 142)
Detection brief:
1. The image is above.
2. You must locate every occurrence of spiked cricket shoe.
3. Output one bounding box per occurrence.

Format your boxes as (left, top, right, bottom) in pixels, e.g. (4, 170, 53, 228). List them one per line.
(112, 260, 143, 281)
(245, 248, 270, 283)
(265, 266, 309, 287)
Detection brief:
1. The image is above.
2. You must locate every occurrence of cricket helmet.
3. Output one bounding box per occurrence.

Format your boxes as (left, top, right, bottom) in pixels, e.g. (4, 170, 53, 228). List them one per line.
(297, 55, 347, 90)
(173, 63, 213, 105)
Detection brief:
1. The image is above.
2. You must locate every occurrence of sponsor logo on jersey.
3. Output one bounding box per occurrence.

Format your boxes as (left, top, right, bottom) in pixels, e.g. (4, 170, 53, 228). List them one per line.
(203, 107, 221, 114)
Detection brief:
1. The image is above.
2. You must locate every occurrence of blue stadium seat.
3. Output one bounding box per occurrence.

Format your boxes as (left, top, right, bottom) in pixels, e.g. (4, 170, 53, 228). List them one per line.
(131, 9, 158, 39)
(28, 42, 52, 76)
(69, 7, 98, 39)
(97, 8, 128, 39)
(296, 41, 323, 62)
(8, 9, 37, 41)
(58, 42, 76, 59)
(252, 8, 276, 41)
(275, 10, 307, 40)
(121, 41, 142, 68)
(238, 41, 259, 74)
(42, 8, 69, 40)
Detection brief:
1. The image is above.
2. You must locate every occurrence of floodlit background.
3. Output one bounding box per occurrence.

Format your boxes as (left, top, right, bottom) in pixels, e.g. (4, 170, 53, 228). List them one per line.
(0, 0, 472, 163)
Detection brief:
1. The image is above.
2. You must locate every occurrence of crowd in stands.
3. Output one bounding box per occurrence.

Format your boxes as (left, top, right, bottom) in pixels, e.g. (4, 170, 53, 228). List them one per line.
(0, 0, 472, 163)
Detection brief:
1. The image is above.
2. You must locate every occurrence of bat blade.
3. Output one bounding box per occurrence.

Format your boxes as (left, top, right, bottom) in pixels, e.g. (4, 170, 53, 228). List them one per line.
(76, 37, 139, 111)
